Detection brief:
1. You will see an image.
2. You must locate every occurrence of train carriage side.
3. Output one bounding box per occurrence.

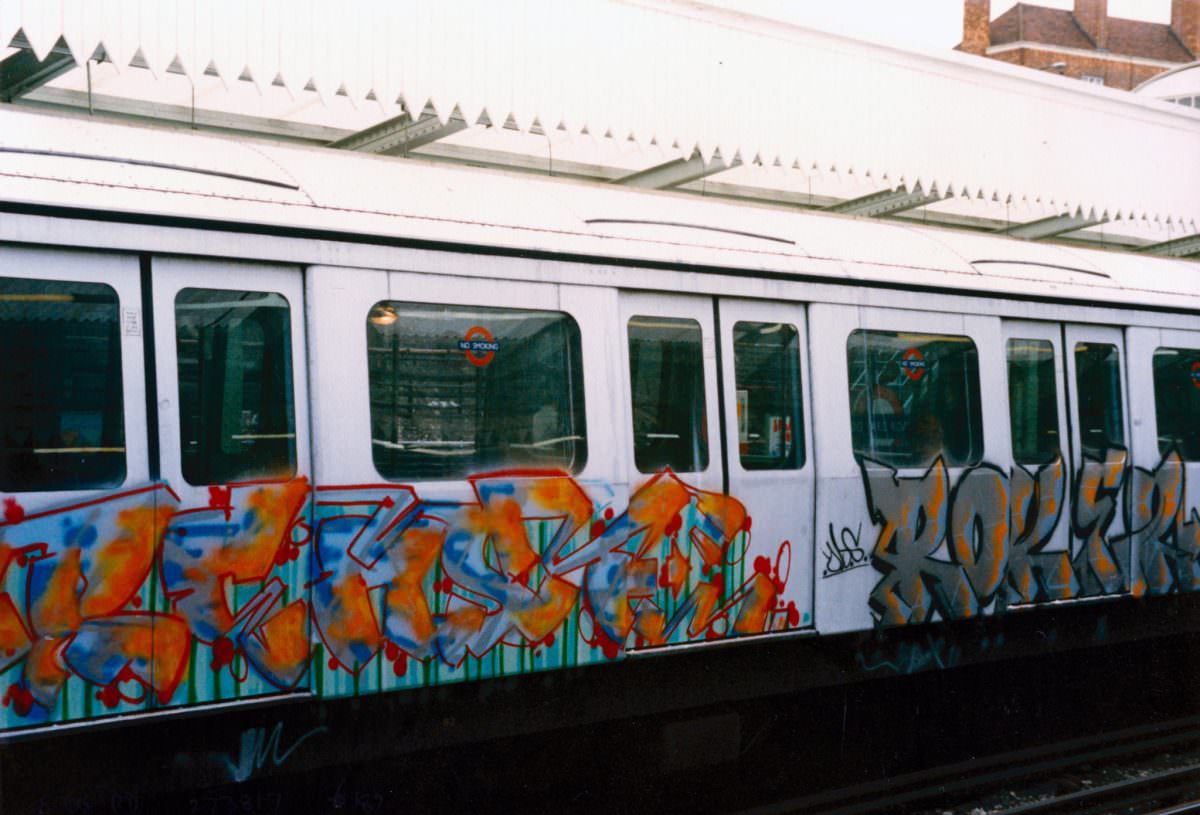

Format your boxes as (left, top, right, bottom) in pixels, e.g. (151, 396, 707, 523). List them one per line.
(1, 108, 1200, 767)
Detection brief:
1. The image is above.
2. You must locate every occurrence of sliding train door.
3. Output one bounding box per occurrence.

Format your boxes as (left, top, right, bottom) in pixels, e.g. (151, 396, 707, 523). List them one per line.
(718, 298, 814, 630)
(1000, 320, 1073, 605)
(1063, 323, 1131, 597)
(0, 246, 152, 731)
(151, 257, 313, 709)
(1126, 325, 1200, 597)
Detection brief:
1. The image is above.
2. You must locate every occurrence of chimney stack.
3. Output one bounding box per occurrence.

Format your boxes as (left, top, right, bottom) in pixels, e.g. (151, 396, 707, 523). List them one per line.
(1173, 0, 1200, 57)
(962, 0, 991, 55)
(1074, 0, 1109, 49)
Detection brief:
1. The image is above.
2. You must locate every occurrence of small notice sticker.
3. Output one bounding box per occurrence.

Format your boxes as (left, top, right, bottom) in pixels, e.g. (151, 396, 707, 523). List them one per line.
(458, 326, 499, 367)
(1190, 361, 1200, 390)
(899, 347, 926, 381)
(122, 308, 141, 337)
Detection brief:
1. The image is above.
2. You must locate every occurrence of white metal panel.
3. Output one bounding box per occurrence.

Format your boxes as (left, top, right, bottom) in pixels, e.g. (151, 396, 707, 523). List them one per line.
(377, 268, 612, 502)
(719, 298, 814, 628)
(306, 265, 389, 487)
(0, 245, 149, 497)
(811, 304, 1005, 634)
(151, 258, 310, 497)
(2, 107, 1200, 315)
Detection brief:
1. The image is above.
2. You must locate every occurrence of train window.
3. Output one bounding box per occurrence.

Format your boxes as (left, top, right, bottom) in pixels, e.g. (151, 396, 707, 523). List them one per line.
(1006, 339, 1060, 466)
(846, 330, 983, 468)
(366, 301, 587, 481)
(1152, 347, 1200, 460)
(1073, 343, 1124, 459)
(733, 321, 804, 470)
(0, 277, 125, 491)
(176, 288, 296, 485)
(628, 316, 708, 473)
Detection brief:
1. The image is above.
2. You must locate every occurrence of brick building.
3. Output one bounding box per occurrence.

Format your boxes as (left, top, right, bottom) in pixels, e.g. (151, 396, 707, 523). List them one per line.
(960, 0, 1200, 90)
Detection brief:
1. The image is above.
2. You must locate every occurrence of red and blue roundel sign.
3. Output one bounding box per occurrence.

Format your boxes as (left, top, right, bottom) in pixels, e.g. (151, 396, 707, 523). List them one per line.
(458, 326, 500, 367)
(1190, 360, 1200, 390)
(899, 347, 926, 381)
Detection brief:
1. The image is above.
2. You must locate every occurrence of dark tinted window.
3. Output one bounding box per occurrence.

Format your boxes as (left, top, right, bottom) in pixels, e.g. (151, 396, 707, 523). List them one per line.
(847, 330, 983, 468)
(0, 278, 125, 491)
(176, 288, 296, 485)
(1153, 347, 1200, 460)
(734, 321, 804, 470)
(629, 316, 708, 473)
(367, 302, 586, 480)
(1074, 343, 1124, 459)
(1007, 338, 1060, 465)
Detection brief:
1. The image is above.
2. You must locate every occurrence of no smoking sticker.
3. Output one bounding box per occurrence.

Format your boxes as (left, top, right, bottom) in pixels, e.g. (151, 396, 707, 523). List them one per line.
(1191, 361, 1200, 390)
(899, 347, 926, 381)
(458, 326, 500, 367)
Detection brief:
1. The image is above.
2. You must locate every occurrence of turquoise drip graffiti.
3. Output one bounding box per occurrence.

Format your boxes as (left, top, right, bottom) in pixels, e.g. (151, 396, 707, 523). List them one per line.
(0, 468, 798, 732)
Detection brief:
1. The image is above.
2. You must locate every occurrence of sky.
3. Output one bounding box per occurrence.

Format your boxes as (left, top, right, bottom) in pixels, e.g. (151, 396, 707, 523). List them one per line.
(715, 0, 1173, 52)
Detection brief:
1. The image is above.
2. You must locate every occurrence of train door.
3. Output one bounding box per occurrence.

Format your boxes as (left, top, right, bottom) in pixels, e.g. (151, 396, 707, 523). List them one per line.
(150, 257, 313, 709)
(306, 265, 614, 693)
(717, 298, 814, 629)
(0, 247, 153, 730)
(1063, 323, 1132, 597)
(1125, 325, 1200, 596)
(620, 290, 764, 645)
(1000, 320, 1073, 605)
(809, 304, 1007, 634)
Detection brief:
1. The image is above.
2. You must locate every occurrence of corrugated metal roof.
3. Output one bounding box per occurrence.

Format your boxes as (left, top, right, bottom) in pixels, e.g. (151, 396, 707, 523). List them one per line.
(0, 0, 1197, 233)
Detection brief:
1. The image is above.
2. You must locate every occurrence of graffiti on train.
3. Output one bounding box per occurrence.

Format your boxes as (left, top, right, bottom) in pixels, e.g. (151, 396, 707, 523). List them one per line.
(0, 469, 793, 730)
(859, 446, 1200, 626)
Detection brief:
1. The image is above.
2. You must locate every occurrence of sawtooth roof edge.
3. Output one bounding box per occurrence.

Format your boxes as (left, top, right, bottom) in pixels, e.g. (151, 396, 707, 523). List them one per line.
(1, 0, 1197, 227)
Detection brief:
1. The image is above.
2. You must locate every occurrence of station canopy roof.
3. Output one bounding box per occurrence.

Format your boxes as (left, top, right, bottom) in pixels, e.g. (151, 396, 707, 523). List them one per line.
(1, 0, 1198, 257)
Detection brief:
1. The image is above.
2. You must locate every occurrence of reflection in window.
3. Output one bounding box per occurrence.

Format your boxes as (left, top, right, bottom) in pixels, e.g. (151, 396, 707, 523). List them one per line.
(0, 277, 125, 491)
(1074, 343, 1124, 460)
(629, 316, 707, 473)
(1153, 347, 1200, 460)
(1007, 339, 1060, 465)
(176, 288, 296, 485)
(847, 330, 982, 468)
(733, 321, 804, 470)
(367, 302, 587, 481)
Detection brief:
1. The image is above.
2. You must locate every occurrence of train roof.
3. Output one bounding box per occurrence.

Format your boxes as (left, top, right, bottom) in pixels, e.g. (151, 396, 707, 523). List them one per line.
(2, 105, 1199, 314)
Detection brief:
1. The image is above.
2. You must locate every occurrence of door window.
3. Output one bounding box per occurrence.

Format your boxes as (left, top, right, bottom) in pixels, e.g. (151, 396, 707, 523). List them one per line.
(1006, 338, 1060, 466)
(175, 288, 296, 484)
(628, 316, 708, 473)
(1152, 347, 1200, 459)
(733, 321, 804, 470)
(1073, 343, 1124, 459)
(0, 277, 125, 491)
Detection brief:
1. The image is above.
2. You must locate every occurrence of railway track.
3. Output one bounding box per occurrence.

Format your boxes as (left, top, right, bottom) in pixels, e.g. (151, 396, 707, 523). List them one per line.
(740, 714, 1200, 815)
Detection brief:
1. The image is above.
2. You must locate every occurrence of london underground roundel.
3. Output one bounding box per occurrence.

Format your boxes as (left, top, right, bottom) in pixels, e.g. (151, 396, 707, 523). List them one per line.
(899, 347, 926, 381)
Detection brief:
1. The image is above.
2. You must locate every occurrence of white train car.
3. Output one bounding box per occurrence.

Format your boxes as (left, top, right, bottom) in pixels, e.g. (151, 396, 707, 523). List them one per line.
(0, 103, 1199, 755)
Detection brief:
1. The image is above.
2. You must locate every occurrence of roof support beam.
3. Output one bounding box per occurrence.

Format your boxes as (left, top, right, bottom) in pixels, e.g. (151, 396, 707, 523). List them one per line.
(329, 106, 468, 154)
(615, 149, 738, 189)
(825, 184, 940, 217)
(0, 38, 76, 102)
(1002, 213, 1108, 240)
(1139, 233, 1200, 258)
(17, 86, 353, 143)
